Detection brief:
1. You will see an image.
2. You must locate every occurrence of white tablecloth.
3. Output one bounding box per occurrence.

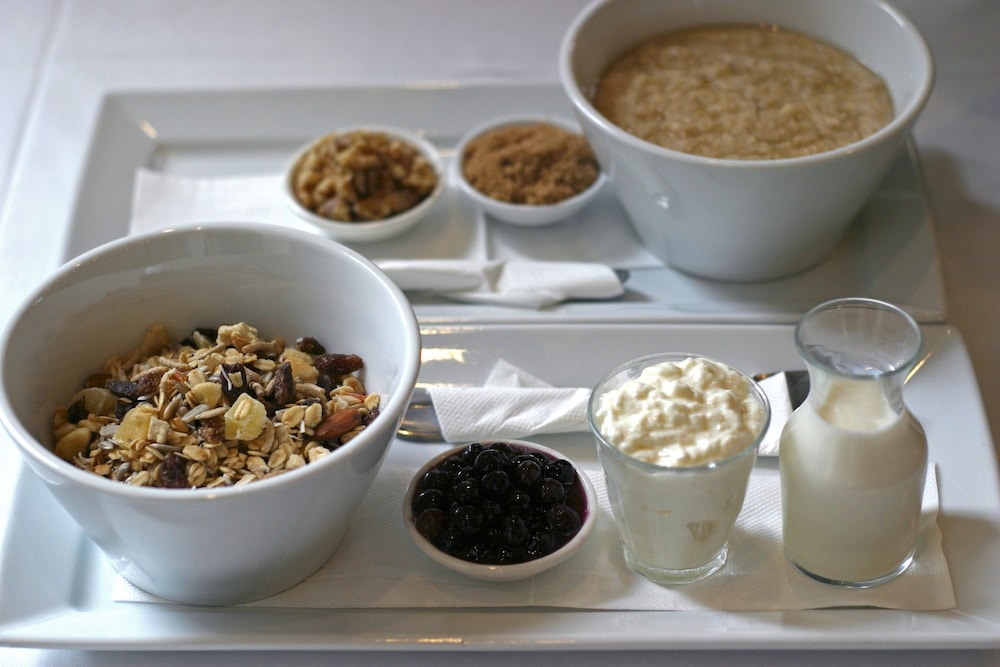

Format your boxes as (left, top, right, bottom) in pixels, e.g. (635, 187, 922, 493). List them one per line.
(1, 1, 998, 665)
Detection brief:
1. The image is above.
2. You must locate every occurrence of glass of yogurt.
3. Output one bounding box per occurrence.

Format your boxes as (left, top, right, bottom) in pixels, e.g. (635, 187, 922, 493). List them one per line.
(588, 353, 770, 585)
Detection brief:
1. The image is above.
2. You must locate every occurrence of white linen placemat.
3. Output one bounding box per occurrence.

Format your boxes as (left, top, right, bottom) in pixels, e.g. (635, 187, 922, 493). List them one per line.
(113, 464, 954, 611)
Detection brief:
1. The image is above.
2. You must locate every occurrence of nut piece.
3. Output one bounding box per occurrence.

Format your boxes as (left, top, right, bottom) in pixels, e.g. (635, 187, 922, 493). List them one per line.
(292, 130, 438, 223)
(314, 408, 363, 442)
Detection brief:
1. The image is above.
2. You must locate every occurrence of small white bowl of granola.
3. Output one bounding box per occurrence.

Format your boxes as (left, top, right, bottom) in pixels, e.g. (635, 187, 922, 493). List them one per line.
(0, 222, 421, 605)
(284, 125, 446, 243)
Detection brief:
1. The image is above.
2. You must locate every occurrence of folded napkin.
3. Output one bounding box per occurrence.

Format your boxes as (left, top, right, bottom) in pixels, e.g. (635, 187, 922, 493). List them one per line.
(378, 259, 624, 307)
(427, 360, 793, 456)
(113, 463, 954, 612)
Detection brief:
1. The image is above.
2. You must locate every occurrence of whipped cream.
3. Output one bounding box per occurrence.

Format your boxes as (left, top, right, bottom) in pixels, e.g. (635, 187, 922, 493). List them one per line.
(594, 356, 764, 466)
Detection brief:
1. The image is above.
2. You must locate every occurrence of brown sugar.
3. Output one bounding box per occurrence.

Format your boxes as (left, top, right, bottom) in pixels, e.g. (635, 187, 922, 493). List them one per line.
(460, 122, 600, 205)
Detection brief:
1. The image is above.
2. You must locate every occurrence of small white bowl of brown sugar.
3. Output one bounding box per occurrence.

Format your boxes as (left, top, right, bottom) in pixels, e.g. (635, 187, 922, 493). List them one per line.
(284, 125, 445, 243)
(453, 115, 605, 227)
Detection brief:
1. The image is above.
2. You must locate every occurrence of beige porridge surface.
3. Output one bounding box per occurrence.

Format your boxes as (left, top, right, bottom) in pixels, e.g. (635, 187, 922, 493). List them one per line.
(593, 24, 894, 160)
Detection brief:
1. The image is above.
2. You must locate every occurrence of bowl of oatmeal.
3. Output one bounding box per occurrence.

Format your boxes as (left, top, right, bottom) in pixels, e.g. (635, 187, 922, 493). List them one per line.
(284, 125, 445, 242)
(0, 222, 421, 605)
(559, 0, 934, 281)
(453, 115, 605, 226)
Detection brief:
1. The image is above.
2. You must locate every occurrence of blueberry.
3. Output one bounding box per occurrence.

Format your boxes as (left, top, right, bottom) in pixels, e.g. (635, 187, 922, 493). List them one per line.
(481, 469, 510, 498)
(474, 448, 506, 473)
(451, 504, 484, 537)
(513, 458, 543, 488)
(526, 531, 556, 557)
(545, 459, 576, 485)
(536, 477, 565, 504)
(461, 442, 485, 463)
(415, 508, 448, 539)
(453, 478, 480, 504)
(421, 469, 451, 491)
(414, 488, 448, 513)
(548, 504, 582, 537)
(503, 515, 529, 546)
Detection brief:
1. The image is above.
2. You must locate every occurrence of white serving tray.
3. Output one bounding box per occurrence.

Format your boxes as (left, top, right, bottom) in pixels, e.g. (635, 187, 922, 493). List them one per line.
(9, 83, 946, 325)
(2, 322, 999, 650)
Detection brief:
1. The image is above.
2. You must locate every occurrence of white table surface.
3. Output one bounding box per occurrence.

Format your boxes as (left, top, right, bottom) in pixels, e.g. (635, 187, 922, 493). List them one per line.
(1, 1, 998, 665)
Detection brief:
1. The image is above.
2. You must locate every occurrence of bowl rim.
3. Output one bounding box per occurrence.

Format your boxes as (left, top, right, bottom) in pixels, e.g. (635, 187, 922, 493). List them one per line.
(402, 439, 598, 580)
(558, 0, 935, 169)
(283, 124, 446, 239)
(0, 220, 421, 502)
(452, 113, 606, 214)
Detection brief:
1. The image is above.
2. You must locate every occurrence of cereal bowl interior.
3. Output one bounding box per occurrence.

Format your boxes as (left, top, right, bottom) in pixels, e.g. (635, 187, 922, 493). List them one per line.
(452, 114, 606, 227)
(284, 125, 445, 243)
(0, 222, 421, 605)
(559, 0, 933, 281)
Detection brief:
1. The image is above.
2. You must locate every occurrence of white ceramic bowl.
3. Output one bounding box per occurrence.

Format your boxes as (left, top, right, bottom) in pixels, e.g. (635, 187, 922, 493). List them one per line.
(453, 114, 606, 227)
(560, 0, 934, 281)
(284, 125, 446, 243)
(0, 222, 421, 605)
(403, 440, 597, 582)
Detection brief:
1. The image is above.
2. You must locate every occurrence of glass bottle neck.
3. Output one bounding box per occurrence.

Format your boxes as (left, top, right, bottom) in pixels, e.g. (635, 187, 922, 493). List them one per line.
(806, 363, 907, 429)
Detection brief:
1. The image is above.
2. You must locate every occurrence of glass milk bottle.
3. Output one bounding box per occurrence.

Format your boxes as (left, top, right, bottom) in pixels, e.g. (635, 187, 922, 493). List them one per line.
(779, 298, 927, 587)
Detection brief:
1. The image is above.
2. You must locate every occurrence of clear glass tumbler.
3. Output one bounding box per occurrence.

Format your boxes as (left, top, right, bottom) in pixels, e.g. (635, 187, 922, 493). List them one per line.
(780, 297, 927, 587)
(588, 353, 769, 585)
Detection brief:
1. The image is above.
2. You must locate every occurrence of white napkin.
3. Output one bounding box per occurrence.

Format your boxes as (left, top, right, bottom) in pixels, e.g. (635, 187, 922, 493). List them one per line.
(128, 168, 664, 269)
(129, 169, 631, 308)
(377, 259, 624, 307)
(427, 360, 791, 456)
(113, 463, 954, 612)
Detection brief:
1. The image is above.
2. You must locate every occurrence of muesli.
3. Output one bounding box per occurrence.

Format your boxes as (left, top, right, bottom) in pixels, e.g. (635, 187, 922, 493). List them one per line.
(51, 322, 379, 489)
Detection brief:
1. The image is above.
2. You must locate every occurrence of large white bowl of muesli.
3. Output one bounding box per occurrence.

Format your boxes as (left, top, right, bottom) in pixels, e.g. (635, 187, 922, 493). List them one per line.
(0, 221, 421, 605)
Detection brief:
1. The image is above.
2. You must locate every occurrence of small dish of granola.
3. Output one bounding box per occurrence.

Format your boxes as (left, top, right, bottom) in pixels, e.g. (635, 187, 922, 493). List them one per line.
(284, 125, 445, 243)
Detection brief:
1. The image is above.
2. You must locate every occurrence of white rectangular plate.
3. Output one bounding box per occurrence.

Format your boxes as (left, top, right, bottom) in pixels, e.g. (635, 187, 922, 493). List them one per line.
(30, 83, 946, 324)
(2, 323, 998, 650)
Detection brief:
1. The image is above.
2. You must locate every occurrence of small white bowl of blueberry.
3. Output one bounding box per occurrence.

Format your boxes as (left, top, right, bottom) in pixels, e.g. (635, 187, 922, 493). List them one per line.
(403, 440, 597, 581)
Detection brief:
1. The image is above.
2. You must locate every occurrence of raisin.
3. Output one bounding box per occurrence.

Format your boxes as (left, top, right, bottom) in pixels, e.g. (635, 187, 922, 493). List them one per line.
(113, 399, 133, 420)
(133, 369, 163, 397)
(67, 398, 88, 424)
(313, 353, 363, 375)
(272, 361, 295, 406)
(362, 404, 380, 426)
(197, 418, 226, 444)
(296, 336, 326, 355)
(105, 379, 141, 399)
(160, 453, 189, 489)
